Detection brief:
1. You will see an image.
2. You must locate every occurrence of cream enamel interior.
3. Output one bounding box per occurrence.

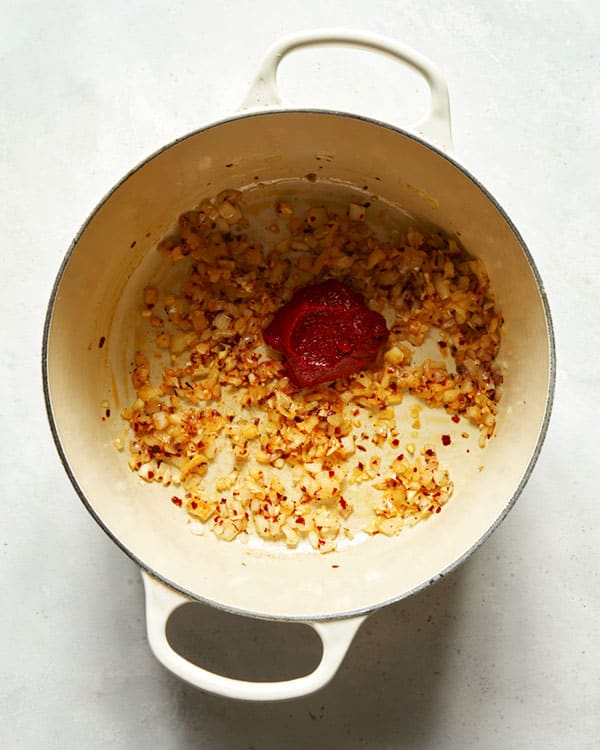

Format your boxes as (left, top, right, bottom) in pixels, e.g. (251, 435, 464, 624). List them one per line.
(44, 112, 553, 620)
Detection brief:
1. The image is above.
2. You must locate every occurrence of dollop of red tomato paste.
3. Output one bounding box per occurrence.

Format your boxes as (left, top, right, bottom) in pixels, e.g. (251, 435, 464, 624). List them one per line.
(263, 279, 389, 387)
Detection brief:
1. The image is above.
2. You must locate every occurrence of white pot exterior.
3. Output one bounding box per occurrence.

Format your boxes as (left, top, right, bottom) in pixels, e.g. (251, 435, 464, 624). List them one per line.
(44, 109, 554, 622)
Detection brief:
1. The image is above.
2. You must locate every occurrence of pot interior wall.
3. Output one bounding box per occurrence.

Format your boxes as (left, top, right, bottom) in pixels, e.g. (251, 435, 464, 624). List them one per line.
(45, 112, 552, 619)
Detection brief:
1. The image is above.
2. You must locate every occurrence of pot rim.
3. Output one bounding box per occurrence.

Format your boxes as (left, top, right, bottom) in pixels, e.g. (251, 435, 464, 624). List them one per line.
(42, 107, 556, 622)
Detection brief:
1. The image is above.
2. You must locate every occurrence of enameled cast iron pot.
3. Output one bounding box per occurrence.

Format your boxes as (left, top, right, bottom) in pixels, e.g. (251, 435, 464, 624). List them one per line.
(43, 30, 555, 700)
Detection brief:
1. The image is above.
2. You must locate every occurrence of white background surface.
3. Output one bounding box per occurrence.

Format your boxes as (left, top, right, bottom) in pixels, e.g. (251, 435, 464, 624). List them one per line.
(2, 1, 599, 747)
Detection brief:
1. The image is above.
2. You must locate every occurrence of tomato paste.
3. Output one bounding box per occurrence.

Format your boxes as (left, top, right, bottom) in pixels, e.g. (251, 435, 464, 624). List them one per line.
(263, 279, 389, 387)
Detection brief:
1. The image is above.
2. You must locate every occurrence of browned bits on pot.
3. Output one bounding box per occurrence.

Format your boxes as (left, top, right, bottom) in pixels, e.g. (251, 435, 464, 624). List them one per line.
(121, 191, 503, 552)
(143, 286, 159, 307)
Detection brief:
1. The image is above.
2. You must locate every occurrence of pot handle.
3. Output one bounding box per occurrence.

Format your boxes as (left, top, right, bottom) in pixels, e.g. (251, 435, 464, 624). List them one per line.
(239, 28, 453, 151)
(141, 571, 366, 701)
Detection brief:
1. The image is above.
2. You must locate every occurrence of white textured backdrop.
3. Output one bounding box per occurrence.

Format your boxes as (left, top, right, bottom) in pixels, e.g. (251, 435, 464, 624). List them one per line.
(2, 1, 599, 747)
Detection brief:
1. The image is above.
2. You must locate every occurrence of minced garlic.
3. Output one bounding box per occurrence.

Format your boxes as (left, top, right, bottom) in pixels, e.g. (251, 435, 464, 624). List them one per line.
(121, 191, 503, 552)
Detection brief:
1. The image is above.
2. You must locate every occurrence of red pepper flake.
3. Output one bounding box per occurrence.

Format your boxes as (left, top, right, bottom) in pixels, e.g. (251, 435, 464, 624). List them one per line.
(451, 415, 460, 423)
(425, 448, 435, 457)
(339, 497, 348, 509)
(357, 444, 367, 452)
(171, 496, 183, 507)
(396, 454, 404, 461)
(147, 470, 155, 479)
(190, 500, 198, 510)
(391, 438, 400, 447)
(295, 516, 306, 525)
(331, 564, 340, 569)
(441, 434, 452, 446)
(435, 506, 442, 513)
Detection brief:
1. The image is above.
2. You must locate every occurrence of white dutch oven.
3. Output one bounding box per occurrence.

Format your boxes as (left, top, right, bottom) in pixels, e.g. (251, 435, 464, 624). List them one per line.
(43, 30, 555, 701)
